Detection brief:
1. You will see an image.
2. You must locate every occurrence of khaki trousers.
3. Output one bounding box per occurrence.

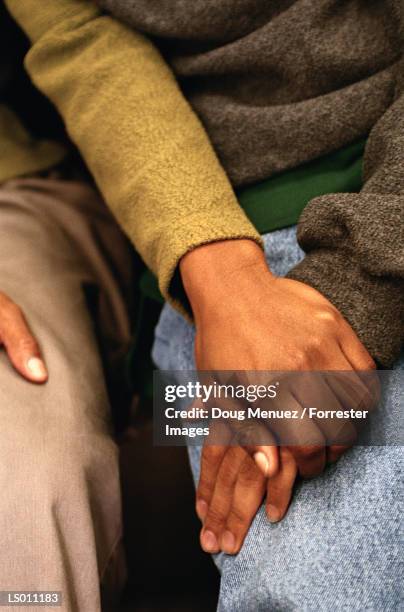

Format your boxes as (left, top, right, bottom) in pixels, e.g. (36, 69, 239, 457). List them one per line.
(0, 177, 133, 611)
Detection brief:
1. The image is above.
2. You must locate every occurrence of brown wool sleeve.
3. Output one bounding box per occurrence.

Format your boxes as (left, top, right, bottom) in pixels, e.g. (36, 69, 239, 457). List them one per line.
(287, 52, 404, 367)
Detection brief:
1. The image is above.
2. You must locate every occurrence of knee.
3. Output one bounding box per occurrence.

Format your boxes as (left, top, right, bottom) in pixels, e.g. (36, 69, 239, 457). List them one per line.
(1, 402, 118, 505)
(43, 431, 119, 499)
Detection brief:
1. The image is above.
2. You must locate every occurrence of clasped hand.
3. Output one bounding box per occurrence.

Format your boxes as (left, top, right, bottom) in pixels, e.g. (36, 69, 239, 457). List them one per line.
(180, 240, 378, 555)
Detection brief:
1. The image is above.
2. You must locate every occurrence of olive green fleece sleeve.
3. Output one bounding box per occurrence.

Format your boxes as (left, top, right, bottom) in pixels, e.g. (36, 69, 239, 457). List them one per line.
(5, 0, 262, 315)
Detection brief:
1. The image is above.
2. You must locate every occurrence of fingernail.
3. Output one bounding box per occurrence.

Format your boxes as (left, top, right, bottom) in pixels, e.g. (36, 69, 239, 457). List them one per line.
(201, 530, 218, 553)
(254, 451, 269, 476)
(221, 530, 236, 554)
(267, 504, 281, 523)
(27, 357, 47, 380)
(196, 499, 208, 522)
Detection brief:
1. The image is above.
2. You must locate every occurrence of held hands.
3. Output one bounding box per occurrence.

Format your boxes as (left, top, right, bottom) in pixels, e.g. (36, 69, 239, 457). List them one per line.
(196, 439, 297, 554)
(180, 239, 377, 554)
(0, 291, 47, 383)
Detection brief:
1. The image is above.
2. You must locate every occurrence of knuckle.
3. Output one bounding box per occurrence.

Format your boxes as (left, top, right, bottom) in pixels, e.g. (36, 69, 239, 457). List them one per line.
(316, 307, 340, 327)
(351, 380, 376, 411)
(17, 336, 38, 353)
(308, 335, 322, 352)
(279, 447, 297, 472)
(294, 444, 323, 461)
(227, 446, 246, 463)
(362, 356, 376, 371)
(239, 467, 262, 487)
(239, 457, 261, 481)
(234, 423, 259, 446)
(197, 478, 212, 500)
(227, 505, 249, 529)
(216, 469, 237, 495)
(205, 505, 226, 529)
(293, 350, 309, 369)
(2, 301, 22, 320)
(202, 446, 224, 469)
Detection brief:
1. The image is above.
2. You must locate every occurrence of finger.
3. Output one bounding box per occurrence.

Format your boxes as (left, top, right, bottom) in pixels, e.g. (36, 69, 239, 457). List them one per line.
(228, 419, 279, 477)
(319, 373, 360, 463)
(265, 447, 297, 523)
(197, 445, 228, 523)
(325, 322, 379, 408)
(200, 446, 247, 553)
(327, 443, 354, 464)
(288, 442, 326, 479)
(311, 352, 361, 465)
(0, 300, 47, 382)
(314, 349, 371, 462)
(204, 381, 279, 479)
(196, 420, 233, 522)
(326, 368, 376, 414)
(292, 373, 357, 450)
(338, 323, 376, 372)
(337, 335, 380, 409)
(220, 454, 266, 555)
(262, 385, 325, 478)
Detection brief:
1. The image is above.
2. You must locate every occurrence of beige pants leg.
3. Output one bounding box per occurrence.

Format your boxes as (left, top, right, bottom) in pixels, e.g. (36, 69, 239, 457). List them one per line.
(0, 177, 133, 612)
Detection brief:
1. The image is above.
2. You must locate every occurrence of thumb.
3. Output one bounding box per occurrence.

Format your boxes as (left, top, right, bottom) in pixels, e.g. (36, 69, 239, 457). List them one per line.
(228, 418, 279, 477)
(266, 447, 297, 523)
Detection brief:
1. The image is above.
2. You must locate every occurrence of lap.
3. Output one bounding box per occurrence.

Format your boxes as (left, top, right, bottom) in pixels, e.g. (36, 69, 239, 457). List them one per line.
(152, 226, 403, 611)
(0, 178, 130, 594)
(187, 443, 403, 611)
(0, 176, 132, 465)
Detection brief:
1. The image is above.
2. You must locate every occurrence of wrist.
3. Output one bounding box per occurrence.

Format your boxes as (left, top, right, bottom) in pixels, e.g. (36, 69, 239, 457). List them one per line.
(180, 239, 273, 321)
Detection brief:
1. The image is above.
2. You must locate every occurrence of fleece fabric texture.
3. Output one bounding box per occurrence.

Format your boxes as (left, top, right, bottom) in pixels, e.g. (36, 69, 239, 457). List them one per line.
(287, 68, 404, 366)
(0, 105, 65, 183)
(98, 0, 401, 187)
(4, 0, 262, 317)
(97, 0, 404, 365)
(7, 0, 404, 365)
(0, 3, 66, 182)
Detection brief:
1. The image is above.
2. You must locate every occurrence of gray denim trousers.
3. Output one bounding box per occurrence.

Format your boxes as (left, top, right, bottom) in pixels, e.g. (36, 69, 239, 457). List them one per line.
(152, 226, 403, 612)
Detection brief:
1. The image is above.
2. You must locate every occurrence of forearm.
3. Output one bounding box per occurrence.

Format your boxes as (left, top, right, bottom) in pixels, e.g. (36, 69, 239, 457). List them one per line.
(6, 0, 262, 314)
(180, 239, 271, 323)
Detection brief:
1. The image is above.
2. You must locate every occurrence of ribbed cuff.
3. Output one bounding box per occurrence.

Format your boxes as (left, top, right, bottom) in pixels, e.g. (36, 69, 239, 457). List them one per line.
(157, 211, 264, 321)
